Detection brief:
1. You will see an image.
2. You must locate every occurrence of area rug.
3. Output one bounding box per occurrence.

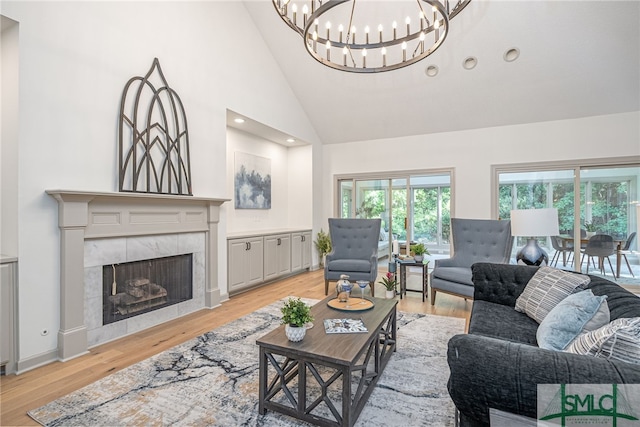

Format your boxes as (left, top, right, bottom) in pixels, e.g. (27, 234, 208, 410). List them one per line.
(28, 298, 465, 427)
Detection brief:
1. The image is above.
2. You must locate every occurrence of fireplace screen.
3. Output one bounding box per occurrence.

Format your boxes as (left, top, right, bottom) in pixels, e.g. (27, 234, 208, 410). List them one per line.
(103, 254, 193, 325)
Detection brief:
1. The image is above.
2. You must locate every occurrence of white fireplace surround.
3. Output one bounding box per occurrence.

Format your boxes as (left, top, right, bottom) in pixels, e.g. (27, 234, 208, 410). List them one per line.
(47, 190, 227, 361)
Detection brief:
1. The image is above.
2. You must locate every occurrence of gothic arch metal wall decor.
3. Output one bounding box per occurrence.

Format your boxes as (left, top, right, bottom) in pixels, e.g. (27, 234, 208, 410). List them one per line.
(118, 58, 192, 195)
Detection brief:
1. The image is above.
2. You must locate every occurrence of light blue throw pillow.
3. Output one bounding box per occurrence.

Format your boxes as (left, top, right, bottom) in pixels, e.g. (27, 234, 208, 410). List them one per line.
(536, 290, 609, 351)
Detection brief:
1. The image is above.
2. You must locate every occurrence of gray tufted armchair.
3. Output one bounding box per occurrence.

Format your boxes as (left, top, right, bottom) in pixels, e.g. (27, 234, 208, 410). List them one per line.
(324, 218, 381, 296)
(430, 218, 512, 305)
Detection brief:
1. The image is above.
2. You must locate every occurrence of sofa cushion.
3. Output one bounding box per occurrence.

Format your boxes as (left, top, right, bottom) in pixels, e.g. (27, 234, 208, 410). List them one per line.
(327, 259, 371, 272)
(536, 290, 610, 351)
(469, 300, 539, 345)
(515, 266, 590, 323)
(566, 317, 640, 364)
(585, 277, 640, 320)
(431, 266, 473, 286)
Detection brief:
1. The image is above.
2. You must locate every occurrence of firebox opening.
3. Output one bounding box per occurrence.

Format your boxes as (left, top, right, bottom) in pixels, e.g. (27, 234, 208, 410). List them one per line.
(103, 254, 193, 325)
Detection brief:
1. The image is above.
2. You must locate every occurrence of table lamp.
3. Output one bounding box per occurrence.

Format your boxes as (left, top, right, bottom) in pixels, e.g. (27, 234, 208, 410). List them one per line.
(510, 208, 560, 266)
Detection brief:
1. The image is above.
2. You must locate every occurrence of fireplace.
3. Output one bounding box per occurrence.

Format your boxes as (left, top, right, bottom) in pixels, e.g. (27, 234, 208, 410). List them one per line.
(103, 254, 193, 325)
(46, 190, 227, 362)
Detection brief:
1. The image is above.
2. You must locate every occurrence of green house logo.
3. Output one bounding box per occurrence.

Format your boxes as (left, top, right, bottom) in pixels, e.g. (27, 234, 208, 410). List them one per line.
(539, 384, 639, 426)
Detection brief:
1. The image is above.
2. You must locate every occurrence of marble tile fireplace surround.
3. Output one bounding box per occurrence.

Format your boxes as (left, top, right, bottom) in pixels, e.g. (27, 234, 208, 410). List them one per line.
(47, 190, 227, 361)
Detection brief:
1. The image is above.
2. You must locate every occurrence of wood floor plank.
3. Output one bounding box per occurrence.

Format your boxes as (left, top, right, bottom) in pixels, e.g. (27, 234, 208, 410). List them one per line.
(0, 268, 470, 427)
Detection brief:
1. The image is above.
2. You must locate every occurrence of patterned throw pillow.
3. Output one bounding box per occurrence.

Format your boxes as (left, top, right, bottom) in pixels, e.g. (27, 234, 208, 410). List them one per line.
(515, 266, 591, 323)
(536, 290, 610, 351)
(565, 317, 640, 364)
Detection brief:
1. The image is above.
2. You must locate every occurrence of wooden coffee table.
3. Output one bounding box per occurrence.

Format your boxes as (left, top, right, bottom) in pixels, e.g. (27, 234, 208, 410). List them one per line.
(257, 295, 398, 427)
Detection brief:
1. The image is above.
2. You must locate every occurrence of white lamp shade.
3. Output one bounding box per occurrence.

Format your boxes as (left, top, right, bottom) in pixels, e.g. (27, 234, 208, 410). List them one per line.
(510, 208, 560, 237)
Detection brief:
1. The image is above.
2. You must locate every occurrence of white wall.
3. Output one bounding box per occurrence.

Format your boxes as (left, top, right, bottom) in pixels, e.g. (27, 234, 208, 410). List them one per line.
(1, 1, 321, 367)
(322, 112, 640, 222)
(1, 16, 19, 257)
(226, 127, 313, 233)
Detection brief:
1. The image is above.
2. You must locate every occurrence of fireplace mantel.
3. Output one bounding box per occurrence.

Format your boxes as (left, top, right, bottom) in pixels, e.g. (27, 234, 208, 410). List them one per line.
(47, 190, 228, 361)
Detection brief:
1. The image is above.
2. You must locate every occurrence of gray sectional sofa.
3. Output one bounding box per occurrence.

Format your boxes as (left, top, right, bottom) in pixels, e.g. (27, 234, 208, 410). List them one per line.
(447, 263, 640, 426)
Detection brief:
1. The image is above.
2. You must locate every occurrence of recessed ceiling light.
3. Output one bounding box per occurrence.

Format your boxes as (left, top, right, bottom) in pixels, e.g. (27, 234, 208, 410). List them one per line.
(425, 65, 439, 77)
(503, 47, 520, 62)
(233, 118, 245, 124)
(286, 138, 295, 143)
(462, 56, 477, 70)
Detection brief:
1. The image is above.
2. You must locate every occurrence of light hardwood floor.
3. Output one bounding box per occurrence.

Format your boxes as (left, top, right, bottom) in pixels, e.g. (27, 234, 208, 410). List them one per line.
(0, 268, 471, 427)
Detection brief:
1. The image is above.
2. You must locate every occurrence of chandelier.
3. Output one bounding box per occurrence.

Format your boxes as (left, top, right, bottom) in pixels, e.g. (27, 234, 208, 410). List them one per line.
(272, 0, 472, 73)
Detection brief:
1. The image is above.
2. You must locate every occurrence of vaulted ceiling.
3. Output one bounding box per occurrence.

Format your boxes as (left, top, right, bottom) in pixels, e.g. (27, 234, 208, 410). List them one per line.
(243, 1, 640, 145)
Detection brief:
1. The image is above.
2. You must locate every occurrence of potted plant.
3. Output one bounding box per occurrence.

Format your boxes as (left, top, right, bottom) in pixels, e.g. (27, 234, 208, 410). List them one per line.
(281, 297, 313, 342)
(378, 272, 397, 299)
(585, 222, 597, 238)
(314, 228, 332, 267)
(410, 243, 430, 263)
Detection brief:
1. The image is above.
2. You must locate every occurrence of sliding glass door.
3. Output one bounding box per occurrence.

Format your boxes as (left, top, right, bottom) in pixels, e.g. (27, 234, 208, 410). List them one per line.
(496, 162, 639, 284)
(337, 171, 452, 258)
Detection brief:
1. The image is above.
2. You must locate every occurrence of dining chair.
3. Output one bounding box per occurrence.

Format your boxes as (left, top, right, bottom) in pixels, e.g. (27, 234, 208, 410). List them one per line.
(550, 235, 573, 267)
(580, 234, 616, 277)
(620, 232, 636, 277)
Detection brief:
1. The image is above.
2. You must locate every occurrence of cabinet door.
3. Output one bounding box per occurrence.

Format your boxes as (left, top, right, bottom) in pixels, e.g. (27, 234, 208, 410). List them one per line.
(228, 239, 249, 290)
(301, 231, 312, 269)
(291, 233, 303, 272)
(264, 234, 290, 280)
(1, 262, 16, 370)
(246, 237, 264, 285)
(277, 234, 291, 276)
(263, 235, 279, 281)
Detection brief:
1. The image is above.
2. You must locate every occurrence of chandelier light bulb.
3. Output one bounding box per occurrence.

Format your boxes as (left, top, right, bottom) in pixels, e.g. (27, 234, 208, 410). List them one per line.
(272, 0, 471, 73)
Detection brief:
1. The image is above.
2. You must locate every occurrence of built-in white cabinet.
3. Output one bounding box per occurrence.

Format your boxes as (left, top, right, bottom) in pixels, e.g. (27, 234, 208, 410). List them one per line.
(264, 234, 291, 281)
(1, 257, 17, 375)
(227, 229, 312, 294)
(227, 236, 264, 293)
(291, 231, 312, 272)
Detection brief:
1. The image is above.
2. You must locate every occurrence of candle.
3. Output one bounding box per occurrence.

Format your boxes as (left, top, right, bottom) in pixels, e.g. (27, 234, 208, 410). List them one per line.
(339, 24, 344, 43)
(392, 240, 399, 255)
(364, 25, 370, 44)
(378, 24, 383, 43)
(362, 48, 367, 68)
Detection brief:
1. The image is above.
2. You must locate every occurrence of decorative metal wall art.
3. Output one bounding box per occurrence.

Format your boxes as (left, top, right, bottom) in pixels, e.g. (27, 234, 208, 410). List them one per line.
(118, 58, 192, 195)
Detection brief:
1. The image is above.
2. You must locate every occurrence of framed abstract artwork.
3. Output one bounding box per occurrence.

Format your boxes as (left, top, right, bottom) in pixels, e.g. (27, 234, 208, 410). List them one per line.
(234, 152, 272, 209)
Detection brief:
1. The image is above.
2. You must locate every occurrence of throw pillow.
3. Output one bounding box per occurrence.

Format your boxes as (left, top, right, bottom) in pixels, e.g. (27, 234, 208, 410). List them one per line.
(515, 267, 591, 323)
(536, 290, 610, 351)
(565, 317, 640, 364)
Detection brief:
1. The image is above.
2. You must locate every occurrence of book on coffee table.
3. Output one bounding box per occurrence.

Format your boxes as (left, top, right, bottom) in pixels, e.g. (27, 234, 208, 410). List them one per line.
(323, 318, 368, 334)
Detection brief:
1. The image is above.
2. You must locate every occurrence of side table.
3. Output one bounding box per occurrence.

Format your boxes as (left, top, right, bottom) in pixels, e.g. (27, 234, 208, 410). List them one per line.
(395, 259, 428, 302)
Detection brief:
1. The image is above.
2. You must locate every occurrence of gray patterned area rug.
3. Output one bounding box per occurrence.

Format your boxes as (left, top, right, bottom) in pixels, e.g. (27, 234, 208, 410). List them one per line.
(28, 298, 465, 427)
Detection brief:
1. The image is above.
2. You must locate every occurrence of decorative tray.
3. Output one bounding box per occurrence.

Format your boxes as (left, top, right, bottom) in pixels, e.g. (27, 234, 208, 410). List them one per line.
(327, 297, 375, 312)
